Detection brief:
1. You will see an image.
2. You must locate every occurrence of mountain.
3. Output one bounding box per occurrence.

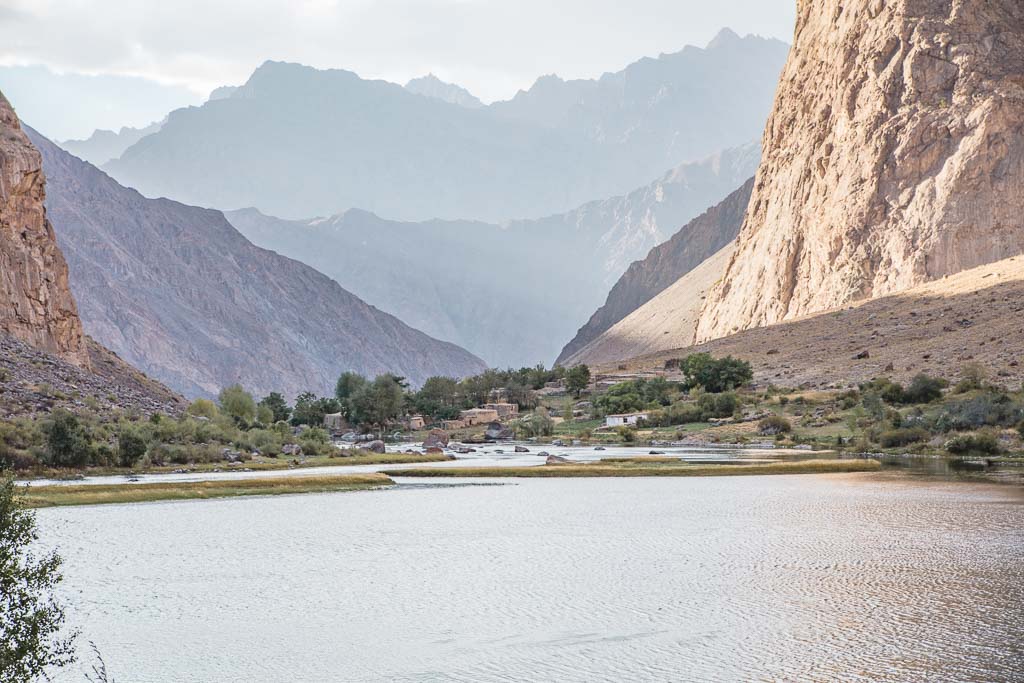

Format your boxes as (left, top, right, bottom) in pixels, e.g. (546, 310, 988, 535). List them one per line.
(59, 120, 163, 166)
(405, 74, 483, 108)
(602, 254, 1024, 392)
(226, 144, 758, 367)
(103, 32, 788, 222)
(556, 178, 753, 365)
(695, 0, 1024, 342)
(27, 128, 487, 399)
(0, 90, 87, 366)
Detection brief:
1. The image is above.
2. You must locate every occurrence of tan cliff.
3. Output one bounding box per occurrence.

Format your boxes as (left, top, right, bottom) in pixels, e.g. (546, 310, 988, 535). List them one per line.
(696, 0, 1024, 342)
(0, 90, 88, 365)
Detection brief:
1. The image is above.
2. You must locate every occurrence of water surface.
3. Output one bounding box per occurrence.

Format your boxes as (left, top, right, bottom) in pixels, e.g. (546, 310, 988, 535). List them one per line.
(38, 474, 1024, 682)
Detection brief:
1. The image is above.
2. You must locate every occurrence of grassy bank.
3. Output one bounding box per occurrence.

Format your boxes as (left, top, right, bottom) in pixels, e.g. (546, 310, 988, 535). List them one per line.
(19, 473, 394, 508)
(384, 458, 881, 478)
(25, 450, 451, 480)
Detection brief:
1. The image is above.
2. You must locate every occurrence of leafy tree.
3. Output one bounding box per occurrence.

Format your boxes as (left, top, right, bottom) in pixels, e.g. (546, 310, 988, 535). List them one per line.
(117, 427, 148, 468)
(186, 399, 219, 419)
(350, 375, 404, 433)
(218, 384, 257, 424)
(258, 392, 291, 423)
(680, 353, 753, 393)
(0, 476, 77, 680)
(291, 392, 337, 427)
(594, 381, 645, 416)
(42, 410, 90, 468)
(414, 376, 460, 419)
(902, 374, 947, 404)
(256, 404, 274, 426)
(565, 365, 591, 398)
(334, 372, 368, 410)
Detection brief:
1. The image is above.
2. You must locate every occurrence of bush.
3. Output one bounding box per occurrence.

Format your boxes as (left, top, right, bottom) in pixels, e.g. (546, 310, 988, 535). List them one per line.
(680, 353, 753, 393)
(944, 432, 1001, 456)
(758, 415, 792, 436)
(954, 363, 988, 393)
(42, 409, 91, 468)
(616, 426, 636, 443)
(697, 392, 738, 419)
(933, 392, 1023, 432)
(902, 374, 947, 404)
(118, 428, 149, 468)
(878, 427, 929, 448)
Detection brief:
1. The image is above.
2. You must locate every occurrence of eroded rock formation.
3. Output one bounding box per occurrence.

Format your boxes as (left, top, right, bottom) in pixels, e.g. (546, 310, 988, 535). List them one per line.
(0, 90, 87, 365)
(697, 0, 1024, 341)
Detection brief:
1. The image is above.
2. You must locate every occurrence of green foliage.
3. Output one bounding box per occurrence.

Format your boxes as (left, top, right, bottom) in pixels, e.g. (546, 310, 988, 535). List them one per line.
(932, 391, 1023, 433)
(291, 392, 341, 427)
(414, 376, 461, 420)
(350, 375, 404, 431)
(515, 407, 554, 438)
(565, 365, 591, 398)
(954, 363, 988, 394)
(902, 374, 948, 404)
(42, 410, 91, 468)
(334, 372, 368, 415)
(878, 427, 929, 448)
(186, 399, 219, 419)
(679, 353, 753, 393)
(697, 392, 738, 419)
(258, 392, 291, 423)
(256, 404, 274, 426)
(117, 427, 149, 468)
(944, 432, 1001, 455)
(0, 476, 77, 680)
(758, 415, 792, 436)
(616, 426, 636, 443)
(218, 384, 257, 424)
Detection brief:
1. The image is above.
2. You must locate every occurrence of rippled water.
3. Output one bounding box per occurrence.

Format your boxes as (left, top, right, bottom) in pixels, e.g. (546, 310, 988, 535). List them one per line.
(37, 474, 1024, 682)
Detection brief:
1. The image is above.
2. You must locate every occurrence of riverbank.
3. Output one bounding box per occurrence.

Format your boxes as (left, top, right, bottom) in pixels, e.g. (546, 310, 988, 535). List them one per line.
(18, 473, 394, 508)
(19, 450, 451, 481)
(385, 458, 881, 478)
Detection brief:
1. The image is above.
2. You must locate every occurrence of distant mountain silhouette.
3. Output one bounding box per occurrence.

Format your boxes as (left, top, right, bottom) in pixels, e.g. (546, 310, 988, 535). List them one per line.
(103, 31, 788, 222)
(405, 74, 483, 108)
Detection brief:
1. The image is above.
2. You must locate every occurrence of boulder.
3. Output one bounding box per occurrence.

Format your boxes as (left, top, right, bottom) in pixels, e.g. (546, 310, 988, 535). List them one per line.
(485, 421, 513, 440)
(424, 447, 444, 455)
(364, 440, 386, 454)
(545, 454, 572, 464)
(423, 428, 450, 449)
(514, 445, 530, 453)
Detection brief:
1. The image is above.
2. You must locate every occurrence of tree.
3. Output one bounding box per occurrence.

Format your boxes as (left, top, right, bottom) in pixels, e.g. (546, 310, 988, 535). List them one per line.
(0, 476, 77, 680)
(218, 384, 257, 424)
(680, 353, 753, 393)
(258, 392, 291, 423)
(414, 376, 460, 419)
(335, 372, 367, 412)
(291, 392, 325, 427)
(42, 410, 90, 468)
(349, 375, 404, 433)
(565, 365, 591, 398)
(186, 399, 219, 419)
(117, 427, 148, 468)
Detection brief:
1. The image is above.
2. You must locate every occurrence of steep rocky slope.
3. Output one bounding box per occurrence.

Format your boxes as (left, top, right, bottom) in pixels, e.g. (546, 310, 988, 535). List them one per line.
(560, 245, 734, 367)
(696, 0, 1024, 341)
(556, 178, 753, 364)
(227, 145, 758, 367)
(604, 255, 1024, 390)
(104, 33, 787, 222)
(0, 91, 87, 366)
(28, 129, 486, 399)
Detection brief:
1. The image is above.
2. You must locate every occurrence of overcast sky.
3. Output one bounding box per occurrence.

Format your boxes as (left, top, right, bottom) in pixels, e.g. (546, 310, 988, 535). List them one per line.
(0, 0, 795, 140)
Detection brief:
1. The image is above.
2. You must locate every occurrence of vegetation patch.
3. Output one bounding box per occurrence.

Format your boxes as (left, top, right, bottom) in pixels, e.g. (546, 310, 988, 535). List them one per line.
(384, 459, 880, 478)
(18, 473, 393, 508)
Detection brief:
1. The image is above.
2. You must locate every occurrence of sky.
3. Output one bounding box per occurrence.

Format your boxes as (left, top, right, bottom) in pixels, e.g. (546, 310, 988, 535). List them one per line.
(0, 0, 795, 140)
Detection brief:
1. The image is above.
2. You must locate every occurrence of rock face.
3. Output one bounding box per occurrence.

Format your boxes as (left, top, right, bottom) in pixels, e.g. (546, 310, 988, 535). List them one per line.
(0, 90, 88, 366)
(697, 0, 1024, 341)
(405, 74, 483, 108)
(227, 144, 759, 367)
(557, 178, 754, 364)
(27, 128, 487, 399)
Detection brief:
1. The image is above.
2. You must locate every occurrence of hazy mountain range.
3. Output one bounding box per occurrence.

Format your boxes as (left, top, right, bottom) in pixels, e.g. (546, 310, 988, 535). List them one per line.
(28, 127, 486, 399)
(226, 144, 759, 367)
(100, 30, 788, 223)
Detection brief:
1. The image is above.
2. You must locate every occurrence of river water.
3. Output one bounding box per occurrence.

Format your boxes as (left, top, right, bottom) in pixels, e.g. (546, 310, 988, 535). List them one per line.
(37, 473, 1023, 682)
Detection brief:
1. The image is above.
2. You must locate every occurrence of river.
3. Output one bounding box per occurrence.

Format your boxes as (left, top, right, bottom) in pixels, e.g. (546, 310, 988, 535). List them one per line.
(35, 471, 1023, 682)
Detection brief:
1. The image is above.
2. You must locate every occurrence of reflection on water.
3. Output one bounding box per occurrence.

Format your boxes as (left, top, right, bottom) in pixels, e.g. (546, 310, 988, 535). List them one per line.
(37, 474, 1023, 682)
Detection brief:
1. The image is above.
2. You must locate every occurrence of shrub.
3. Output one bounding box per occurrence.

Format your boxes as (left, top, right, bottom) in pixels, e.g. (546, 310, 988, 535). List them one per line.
(616, 426, 636, 443)
(954, 363, 988, 393)
(902, 374, 947, 404)
(1018, 420, 1024, 438)
(878, 427, 929, 448)
(697, 392, 738, 419)
(218, 384, 257, 424)
(187, 398, 219, 419)
(933, 392, 1023, 432)
(117, 428, 149, 468)
(680, 353, 753, 393)
(944, 432, 1001, 456)
(42, 409, 91, 468)
(758, 415, 792, 436)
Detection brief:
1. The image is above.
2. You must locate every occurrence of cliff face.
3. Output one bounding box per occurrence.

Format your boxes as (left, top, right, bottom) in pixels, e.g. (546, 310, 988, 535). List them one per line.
(0, 90, 87, 365)
(28, 128, 487, 399)
(697, 0, 1024, 341)
(556, 178, 753, 365)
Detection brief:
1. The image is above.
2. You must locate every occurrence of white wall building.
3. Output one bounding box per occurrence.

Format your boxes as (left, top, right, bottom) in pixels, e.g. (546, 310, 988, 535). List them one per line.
(605, 412, 650, 428)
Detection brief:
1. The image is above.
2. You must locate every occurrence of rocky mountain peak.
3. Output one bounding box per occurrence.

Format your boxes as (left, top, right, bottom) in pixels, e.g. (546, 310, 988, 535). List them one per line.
(696, 0, 1024, 342)
(0, 90, 88, 366)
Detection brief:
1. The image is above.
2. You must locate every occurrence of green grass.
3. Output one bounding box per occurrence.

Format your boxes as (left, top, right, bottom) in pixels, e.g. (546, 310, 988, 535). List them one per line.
(18, 473, 394, 508)
(384, 459, 881, 478)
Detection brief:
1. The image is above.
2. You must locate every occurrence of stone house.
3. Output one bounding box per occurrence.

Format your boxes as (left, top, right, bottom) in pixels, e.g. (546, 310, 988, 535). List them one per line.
(482, 402, 518, 420)
(459, 408, 500, 426)
(605, 412, 650, 428)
